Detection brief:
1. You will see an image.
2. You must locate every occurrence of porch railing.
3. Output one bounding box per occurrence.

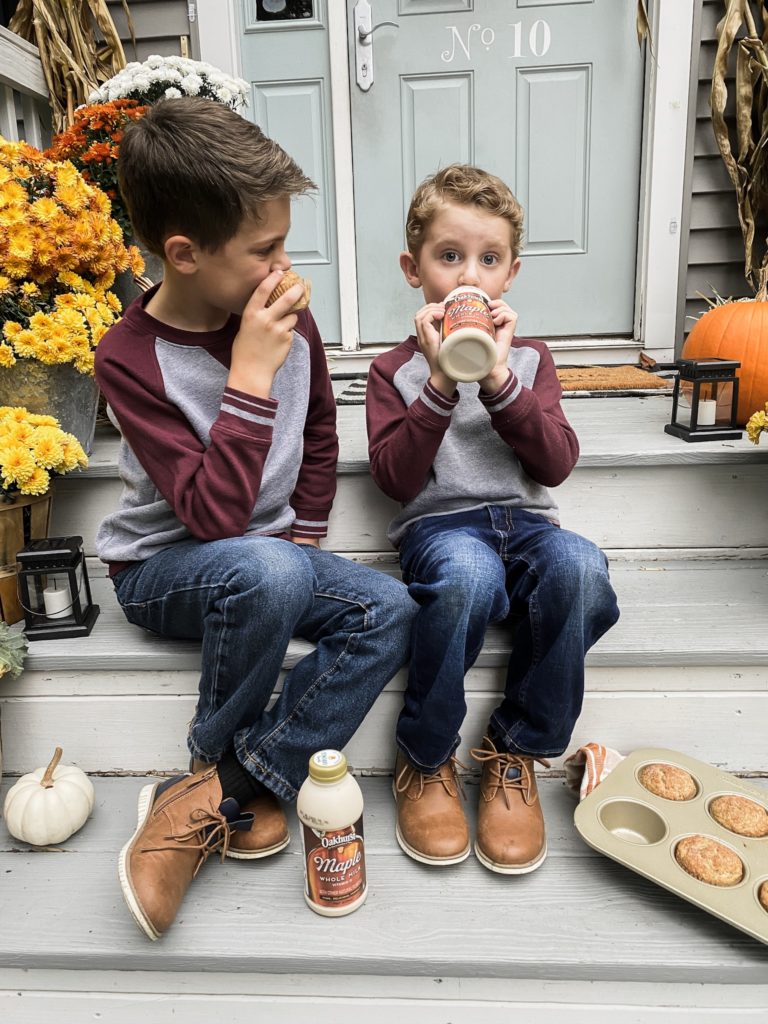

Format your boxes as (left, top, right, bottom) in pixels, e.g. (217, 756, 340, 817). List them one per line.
(0, 24, 50, 148)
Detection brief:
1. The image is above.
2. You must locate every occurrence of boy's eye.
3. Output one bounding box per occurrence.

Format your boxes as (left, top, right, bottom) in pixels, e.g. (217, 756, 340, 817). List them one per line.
(442, 251, 461, 263)
(481, 254, 499, 265)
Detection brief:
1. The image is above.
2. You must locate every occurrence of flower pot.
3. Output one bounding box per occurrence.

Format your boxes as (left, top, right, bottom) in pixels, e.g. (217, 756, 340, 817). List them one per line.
(0, 360, 100, 454)
(0, 492, 52, 625)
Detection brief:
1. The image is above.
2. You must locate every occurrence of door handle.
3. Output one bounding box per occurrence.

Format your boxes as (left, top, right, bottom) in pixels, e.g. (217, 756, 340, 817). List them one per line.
(354, 1, 398, 91)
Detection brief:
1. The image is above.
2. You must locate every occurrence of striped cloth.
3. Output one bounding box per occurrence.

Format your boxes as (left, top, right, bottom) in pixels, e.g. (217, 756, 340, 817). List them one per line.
(564, 742, 625, 801)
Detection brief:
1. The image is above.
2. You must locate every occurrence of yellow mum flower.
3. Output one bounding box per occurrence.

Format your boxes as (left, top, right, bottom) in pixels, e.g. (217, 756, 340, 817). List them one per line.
(29, 197, 60, 224)
(5, 223, 34, 262)
(0, 274, 11, 293)
(19, 465, 50, 496)
(1, 445, 36, 486)
(0, 205, 25, 227)
(20, 281, 40, 297)
(3, 260, 29, 279)
(59, 436, 88, 470)
(0, 344, 16, 367)
(54, 183, 88, 213)
(27, 413, 58, 427)
(4, 421, 33, 444)
(1, 321, 21, 339)
(0, 406, 32, 422)
(746, 406, 768, 445)
(31, 429, 65, 469)
(105, 291, 122, 313)
(11, 329, 40, 358)
(0, 180, 27, 208)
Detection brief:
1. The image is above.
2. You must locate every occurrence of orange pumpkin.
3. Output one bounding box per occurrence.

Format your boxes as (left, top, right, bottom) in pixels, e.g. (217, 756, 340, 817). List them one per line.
(682, 299, 768, 426)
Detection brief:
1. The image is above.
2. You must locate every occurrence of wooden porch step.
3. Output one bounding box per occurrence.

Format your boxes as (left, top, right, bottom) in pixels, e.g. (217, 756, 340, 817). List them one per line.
(51, 396, 768, 556)
(1, 775, 767, 989)
(2, 557, 767, 776)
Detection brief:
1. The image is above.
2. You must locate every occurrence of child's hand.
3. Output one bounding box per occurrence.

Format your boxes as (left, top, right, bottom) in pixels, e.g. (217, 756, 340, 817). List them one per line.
(481, 299, 519, 393)
(229, 270, 303, 397)
(414, 302, 454, 397)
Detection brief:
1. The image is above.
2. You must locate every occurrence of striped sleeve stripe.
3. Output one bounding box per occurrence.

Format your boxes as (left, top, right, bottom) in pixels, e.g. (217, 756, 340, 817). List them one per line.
(222, 388, 277, 419)
(479, 370, 521, 413)
(419, 380, 459, 417)
(292, 518, 328, 536)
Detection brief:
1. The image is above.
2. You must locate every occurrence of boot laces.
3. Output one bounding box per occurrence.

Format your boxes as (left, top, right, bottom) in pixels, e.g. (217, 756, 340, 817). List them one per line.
(470, 743, 551, 810)
(395, 755, 469, 800)
(143, 805, 234, 875)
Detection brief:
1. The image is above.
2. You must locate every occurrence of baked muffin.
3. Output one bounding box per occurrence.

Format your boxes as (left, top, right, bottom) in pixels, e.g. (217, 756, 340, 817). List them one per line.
(758, 880, 768, 911)
(674, 835, 744, 887)
(638, 762, 697, 801)
(710, 794, 768, 838)
(266, 270, 311, 312)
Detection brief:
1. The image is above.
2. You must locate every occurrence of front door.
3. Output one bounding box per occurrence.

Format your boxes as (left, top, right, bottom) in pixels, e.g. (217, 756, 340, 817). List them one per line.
(348, 0, 645, 344)
(238, 1, 341, 339)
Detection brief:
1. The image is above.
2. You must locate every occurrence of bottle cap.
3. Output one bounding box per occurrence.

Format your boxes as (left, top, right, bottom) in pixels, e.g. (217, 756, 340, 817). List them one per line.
(308, 749, 348, 783)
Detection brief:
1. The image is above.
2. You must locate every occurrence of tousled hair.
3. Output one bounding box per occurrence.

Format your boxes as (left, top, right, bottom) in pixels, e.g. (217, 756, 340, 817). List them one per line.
(117, 96, 315, 255)
(405, 163, 524, 260)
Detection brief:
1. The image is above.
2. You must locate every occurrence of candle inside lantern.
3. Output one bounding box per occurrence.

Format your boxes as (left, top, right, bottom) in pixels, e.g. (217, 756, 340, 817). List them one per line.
(698, 399, 717, 426)
(43, 585, 71, 619)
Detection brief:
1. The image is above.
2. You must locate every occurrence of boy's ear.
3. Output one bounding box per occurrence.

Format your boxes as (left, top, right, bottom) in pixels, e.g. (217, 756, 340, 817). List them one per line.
(399, 250, 422, 290)
(504, 257, 522, 293)
(164, 235, 199, 275)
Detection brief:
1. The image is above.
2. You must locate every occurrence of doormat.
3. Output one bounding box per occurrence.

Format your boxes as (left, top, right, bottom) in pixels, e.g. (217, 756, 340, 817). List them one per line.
(335, 365, 673, 405)
(557, 365, 672, 393)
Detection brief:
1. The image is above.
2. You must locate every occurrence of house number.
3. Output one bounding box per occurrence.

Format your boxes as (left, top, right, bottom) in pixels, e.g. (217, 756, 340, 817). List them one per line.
(441, 21, 552, 63)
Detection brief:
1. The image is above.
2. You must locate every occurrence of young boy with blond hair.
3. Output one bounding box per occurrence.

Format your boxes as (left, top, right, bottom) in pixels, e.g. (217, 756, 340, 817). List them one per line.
(366, 164, 619, 874)
(95, 97, 415, 939)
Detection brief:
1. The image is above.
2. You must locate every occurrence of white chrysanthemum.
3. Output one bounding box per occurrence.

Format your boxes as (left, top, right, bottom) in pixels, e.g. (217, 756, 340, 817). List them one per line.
(164, 87, 183, 99)
(92, 55, 250, 109)
(180, 74, 203, 95)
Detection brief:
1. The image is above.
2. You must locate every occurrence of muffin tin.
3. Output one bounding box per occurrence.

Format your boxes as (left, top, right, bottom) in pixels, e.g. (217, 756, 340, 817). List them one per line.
(573, 747, 768, 945)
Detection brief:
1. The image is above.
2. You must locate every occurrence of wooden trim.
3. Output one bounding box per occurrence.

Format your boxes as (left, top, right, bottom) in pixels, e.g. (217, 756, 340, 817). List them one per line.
(195, 0, 241, 77)
(0, 25, 46, 99)
(636, 0, 697, 361)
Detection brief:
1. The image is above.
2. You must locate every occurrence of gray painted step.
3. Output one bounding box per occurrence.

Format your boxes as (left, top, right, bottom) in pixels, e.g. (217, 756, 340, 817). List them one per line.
(17, 558, 768, 675)
(51, 397, 768, 556)
(1, 775, 767, 983)
(2, 558, 766, 775)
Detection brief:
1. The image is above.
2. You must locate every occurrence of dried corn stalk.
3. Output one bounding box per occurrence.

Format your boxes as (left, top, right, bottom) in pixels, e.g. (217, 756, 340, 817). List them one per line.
(9, 0, 136, 132)
(711, 0, 768, 299)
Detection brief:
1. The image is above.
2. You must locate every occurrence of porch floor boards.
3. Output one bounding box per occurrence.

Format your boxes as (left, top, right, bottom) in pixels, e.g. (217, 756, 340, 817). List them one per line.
(1, 775, 768, 981)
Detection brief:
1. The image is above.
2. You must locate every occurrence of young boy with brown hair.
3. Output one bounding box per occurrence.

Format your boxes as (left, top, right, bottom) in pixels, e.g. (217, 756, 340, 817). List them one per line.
(95, 97, 415, 939)
(366, 164, 619, 874)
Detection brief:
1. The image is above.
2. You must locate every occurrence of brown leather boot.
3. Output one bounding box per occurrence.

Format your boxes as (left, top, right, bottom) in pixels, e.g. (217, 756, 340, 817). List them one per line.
(470, 736, 550, 875)
(118, 766, 252, 939)
(393, 750, 470, 865)
(191, 759, 289, 860)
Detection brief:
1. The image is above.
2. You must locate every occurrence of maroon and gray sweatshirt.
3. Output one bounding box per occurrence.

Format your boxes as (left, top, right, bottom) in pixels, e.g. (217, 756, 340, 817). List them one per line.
(94, 287, 338, 575)
(365, 335, 579, 546)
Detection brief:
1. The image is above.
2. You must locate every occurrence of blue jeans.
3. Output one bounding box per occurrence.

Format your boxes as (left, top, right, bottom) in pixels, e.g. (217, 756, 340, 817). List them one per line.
(397, 507, 620, 771)
(113, 537, 417, 801)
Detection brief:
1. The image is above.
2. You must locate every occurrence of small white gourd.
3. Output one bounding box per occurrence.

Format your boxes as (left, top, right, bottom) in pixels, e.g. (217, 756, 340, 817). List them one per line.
(3, 747, 95, 845)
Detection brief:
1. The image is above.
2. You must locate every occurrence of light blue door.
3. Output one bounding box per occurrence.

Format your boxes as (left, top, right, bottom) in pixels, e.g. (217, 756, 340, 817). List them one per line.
(238, 1, 340, 340)
(348, 0, 645, 343)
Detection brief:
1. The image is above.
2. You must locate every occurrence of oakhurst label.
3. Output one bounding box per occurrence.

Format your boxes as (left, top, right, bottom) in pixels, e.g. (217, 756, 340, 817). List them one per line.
(301, 818, 367, 910)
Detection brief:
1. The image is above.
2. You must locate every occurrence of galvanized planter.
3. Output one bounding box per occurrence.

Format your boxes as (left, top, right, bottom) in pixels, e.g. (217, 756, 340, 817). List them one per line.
(0, 360, 100, 455)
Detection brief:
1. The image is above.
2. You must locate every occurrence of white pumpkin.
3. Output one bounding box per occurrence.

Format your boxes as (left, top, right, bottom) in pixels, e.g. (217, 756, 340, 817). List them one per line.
(3, 747, 95, 846)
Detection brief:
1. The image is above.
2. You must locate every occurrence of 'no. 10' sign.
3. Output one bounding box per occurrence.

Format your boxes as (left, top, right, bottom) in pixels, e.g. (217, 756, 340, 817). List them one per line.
(441, 21, 553, 63)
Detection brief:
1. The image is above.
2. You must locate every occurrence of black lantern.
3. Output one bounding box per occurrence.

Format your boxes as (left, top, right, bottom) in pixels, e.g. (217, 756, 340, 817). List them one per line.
(665, 357, 742, 442)
(16, 536, 99, 641)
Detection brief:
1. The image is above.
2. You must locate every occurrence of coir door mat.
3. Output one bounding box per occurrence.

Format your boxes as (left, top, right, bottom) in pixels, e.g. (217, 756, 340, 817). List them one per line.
(335, 364, 672, 405)
(557, 365, 671, 392)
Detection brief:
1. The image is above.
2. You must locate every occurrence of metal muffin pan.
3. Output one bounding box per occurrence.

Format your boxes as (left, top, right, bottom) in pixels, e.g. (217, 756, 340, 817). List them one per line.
(574, 747, 768, 945)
